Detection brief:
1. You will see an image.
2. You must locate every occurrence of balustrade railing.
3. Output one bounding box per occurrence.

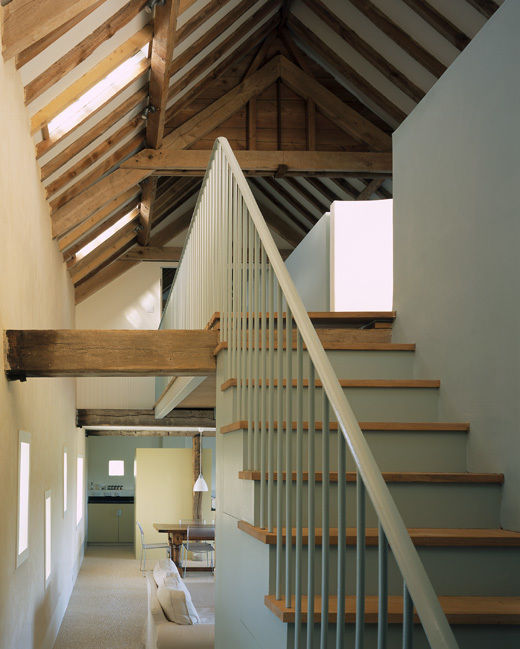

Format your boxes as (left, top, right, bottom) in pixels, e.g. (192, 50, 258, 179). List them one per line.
(157, 137, 459, 649)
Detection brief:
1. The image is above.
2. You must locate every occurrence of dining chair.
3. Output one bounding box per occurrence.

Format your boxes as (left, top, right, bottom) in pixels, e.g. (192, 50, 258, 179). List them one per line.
(179, 519, 215, 577)
(136, 521, 170, 571)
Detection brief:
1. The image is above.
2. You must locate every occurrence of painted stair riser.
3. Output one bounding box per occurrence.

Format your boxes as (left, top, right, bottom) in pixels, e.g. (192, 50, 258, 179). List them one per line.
(239, 429, 468, 473)
(286, 622, 520, 649)
(266, 544, 520, 597)
(221, 385, 440, 422)
(252, 482, 502, 529)
(229, 348, 418, 379)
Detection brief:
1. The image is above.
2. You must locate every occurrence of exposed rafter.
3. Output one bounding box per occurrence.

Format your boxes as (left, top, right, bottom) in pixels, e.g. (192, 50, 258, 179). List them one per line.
(1, 0, 497, 300)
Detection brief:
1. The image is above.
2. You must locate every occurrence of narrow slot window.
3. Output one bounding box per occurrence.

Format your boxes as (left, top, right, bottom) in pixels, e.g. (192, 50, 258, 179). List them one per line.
(76, 457, 84, 526)
(45, 491, 51, 585)
(63, 449, 68, 514)
(17, 431, 31, 567)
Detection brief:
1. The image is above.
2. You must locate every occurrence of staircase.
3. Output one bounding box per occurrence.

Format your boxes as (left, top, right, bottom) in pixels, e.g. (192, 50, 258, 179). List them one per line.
(215, 312, 520, 648)
(157, 138, 520, 649)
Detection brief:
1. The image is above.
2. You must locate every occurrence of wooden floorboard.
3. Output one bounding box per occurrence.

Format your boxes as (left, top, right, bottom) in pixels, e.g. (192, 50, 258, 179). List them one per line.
(264, 594, 520, 624)
(238, 471, 504, 484)
(238, 521, 520, 547)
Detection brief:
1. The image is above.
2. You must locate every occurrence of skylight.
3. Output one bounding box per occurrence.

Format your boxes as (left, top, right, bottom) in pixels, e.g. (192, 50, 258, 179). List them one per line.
(48, 46, 148, 139)
(75, 208, 138, 262)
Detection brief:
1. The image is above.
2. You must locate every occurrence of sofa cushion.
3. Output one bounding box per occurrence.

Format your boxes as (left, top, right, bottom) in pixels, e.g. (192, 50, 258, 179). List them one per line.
(153, 558, 180, 588)
(157, 579, 200, 625)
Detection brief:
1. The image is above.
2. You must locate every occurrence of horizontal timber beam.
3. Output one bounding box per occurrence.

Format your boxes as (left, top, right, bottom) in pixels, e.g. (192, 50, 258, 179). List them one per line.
(120, 246, 183, 262)
(77, 408, 216, 430)
(121, 150, 392, 175)
(4, 329, 218, 379)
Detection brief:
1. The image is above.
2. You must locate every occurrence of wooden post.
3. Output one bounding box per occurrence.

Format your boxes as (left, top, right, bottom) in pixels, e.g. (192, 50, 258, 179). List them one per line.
(192, 434, 202, 521)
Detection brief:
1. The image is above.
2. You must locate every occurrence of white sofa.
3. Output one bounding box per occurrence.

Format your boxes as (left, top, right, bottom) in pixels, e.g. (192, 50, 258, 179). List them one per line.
(143, 572, 214, 649)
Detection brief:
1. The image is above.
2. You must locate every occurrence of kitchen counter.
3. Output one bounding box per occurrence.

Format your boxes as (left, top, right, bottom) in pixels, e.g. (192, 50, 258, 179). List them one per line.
(88, 495, 134, 504)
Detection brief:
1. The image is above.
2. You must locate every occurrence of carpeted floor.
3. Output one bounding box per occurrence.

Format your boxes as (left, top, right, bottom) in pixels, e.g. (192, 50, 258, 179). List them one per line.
(53, 545, 216, 649)
(53, 545, 147, 649)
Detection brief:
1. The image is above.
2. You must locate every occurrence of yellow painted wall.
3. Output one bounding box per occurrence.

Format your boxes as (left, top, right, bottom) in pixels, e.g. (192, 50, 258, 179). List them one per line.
(134, 448, 212, 561)
(0, 30, 85, 649)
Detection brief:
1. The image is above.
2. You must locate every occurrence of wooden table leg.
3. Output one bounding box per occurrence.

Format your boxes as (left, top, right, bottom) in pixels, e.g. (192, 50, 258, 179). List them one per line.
(168, 532, 184, 569)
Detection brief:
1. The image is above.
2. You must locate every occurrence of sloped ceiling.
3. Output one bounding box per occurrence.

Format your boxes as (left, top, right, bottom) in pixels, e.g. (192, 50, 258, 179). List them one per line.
(1, 0, 501, 302)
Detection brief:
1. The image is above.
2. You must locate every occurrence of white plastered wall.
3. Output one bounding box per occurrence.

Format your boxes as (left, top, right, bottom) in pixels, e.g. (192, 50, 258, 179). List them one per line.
(392, 0, 520, 530)
(0, 36, 86, 649)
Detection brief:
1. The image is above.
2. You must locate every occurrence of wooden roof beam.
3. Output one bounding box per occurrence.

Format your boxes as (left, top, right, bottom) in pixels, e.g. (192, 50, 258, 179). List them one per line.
(137, 177, 157, 245)
(30, 25, 153, 135)
(2, 0, 108, 61)
(401, 0, 470, 50)
(146, 0, 180, 148)
(54, 56, 281, 237)
(464, 0, 499, 18)
(278, 56, 392, 151)
(24, 0, 149, 105)
(166, 5, 279, 106)
(121, 150, 392, 175)
(4, 329, 218, 380)
(169, 0, 274, 78)
(303, 0, 425, 103)
(347, 0, 446, 78)
(120, 246, 183, 262)
(286, 16, 404, 125)
(14, 0, 106, 69)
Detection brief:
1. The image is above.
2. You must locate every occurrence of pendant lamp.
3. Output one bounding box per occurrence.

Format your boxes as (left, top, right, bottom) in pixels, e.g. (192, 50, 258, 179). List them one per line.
(193, 429, 208, 492)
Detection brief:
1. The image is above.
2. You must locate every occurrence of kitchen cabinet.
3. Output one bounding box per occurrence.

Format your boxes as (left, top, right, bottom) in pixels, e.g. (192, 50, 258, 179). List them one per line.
(88, 502, 134, 543)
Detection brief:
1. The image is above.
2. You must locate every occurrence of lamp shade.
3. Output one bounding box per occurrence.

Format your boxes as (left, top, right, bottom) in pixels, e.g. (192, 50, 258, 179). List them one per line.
(193, 473, 208, 492)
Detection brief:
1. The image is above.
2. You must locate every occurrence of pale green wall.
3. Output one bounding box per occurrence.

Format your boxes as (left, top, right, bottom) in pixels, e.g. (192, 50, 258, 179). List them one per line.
(87, 435, 216, 494)
(392, 0, 520, 529)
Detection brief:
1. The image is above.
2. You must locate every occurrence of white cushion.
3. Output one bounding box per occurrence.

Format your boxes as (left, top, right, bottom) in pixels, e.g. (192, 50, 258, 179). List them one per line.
(153, 558, 180, 588)
(157, 579, 200, 625)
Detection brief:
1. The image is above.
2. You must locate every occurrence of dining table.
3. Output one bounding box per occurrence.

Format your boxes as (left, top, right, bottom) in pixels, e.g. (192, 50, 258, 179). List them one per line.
(153, 522, 215, 570)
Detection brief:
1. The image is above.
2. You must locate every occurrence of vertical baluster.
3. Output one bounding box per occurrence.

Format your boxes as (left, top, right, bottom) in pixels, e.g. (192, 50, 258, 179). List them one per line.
(294, 331, 304, 647)
(267, 262, 275, 532)
(306, 363, 316, 649)
(285, 309, 293, 608)
(356, 475, 366, 649)
(241, 201, 248, 422)
(378, 523, 388, 649)
(259, 244, 267, 529)
(403, 582, 413, 649)
(253, 231, 260, 471)
(336, 426, 346, 649)
(231, 181, 238, 419)
(320, 393, 330, 649)
(275, 284, 284, 601)
(225, 165, 232, 378)
(247, 214, 254, 470)
(219, 150, 225, 346)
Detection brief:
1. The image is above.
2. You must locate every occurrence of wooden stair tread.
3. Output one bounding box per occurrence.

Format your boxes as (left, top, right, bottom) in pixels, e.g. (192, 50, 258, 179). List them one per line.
(220, 421, 470, 434)
(238, 521, 520, 547)
(238, 470, 504, 484)
(207, 311, 396, 330)
(264, 594, 520, 624)
(221, 378, 440, 391)
(214, 341, 415, 355)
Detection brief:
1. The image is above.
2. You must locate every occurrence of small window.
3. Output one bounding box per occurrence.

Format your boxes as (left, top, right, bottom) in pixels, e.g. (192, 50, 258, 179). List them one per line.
(63, 449, 68, 514)
(76, 457, 84, 526)
(17, 431, 31, 567)
(108, 460, 125, 476)
(45, 490, 51, 585)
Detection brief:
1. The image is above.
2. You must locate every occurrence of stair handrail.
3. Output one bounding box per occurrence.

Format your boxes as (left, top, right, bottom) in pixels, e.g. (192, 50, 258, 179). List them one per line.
(161, 137, 459, 648)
